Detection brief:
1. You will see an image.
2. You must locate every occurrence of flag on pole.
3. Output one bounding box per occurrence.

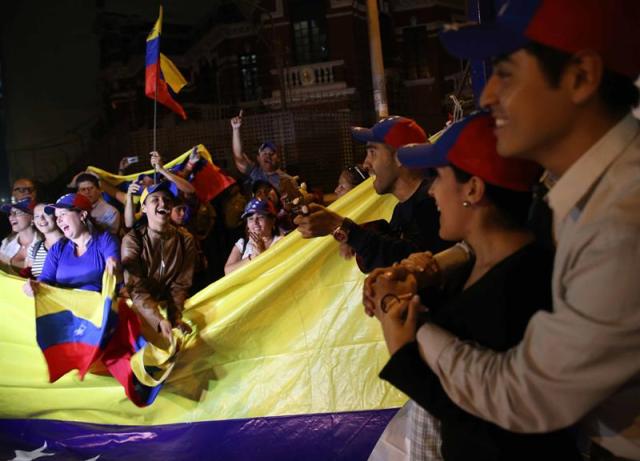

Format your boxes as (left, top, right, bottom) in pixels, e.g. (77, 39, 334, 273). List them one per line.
(145, 6, 187, 120)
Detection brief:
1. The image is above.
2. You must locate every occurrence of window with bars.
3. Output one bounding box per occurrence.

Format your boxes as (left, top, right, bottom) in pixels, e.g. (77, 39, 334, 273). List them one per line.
(239, 53, 260, 101)
(403, 26, 431, 80)
(289, 0, 328, 65)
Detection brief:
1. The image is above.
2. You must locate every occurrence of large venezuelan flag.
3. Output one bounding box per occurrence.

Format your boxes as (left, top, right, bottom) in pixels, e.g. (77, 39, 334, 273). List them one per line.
(145, 6, 188, 120)
(0, 180, 407, 460)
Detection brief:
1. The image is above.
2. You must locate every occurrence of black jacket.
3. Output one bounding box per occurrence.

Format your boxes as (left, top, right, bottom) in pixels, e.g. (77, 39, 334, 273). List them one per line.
(380, 243, 581, 461)
(347, 180, 449, 273)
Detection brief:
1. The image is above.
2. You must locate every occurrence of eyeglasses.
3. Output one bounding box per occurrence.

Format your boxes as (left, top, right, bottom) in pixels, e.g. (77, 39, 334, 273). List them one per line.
(8, 210, 29, 217)
(13, 187, 34, 194)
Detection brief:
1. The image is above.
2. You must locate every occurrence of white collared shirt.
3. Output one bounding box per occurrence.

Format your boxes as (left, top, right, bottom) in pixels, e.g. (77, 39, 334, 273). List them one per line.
(417, 114, 640, 459)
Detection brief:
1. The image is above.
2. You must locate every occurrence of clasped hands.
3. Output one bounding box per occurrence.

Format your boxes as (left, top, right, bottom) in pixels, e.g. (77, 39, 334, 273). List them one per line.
(363, 252, 441, 354)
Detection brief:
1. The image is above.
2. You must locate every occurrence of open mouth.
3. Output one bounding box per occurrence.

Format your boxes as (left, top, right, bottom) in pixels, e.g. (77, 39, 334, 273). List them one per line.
(156, 208, 169, 216)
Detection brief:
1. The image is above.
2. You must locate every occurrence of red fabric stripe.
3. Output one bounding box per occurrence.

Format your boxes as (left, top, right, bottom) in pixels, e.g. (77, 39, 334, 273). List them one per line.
(43, 343, 101, 383)
(101, 301, 148, 407)
(192, 162, 236, 202)
(145, 63, 187, 120)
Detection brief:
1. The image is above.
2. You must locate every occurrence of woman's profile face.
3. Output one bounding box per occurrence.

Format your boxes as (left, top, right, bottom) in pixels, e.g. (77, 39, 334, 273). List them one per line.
(8, 208, 33, 233)
(33, 204, 57, 234)
(334, 172, 354, 198)
(55, 208, 86, 239)
(246, 213, 274, 237)
(428, 166, 470, 241)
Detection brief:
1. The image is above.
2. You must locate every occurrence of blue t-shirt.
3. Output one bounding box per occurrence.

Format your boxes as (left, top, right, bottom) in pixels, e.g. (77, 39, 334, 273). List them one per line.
(247, 165, 290, 190)
(38, 231, 120, 292)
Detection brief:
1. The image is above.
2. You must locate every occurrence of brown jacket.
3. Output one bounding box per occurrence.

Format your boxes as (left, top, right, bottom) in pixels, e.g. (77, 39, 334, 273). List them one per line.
(121, 223, 196, 331)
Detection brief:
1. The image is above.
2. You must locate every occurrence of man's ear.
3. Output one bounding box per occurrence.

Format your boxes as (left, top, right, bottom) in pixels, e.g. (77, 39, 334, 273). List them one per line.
(563, 50, 604, 106)
(141, 202, 147, 214)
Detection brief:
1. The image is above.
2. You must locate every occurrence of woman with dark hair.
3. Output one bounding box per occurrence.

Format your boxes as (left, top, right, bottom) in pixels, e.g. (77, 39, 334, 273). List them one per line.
(23, 193, 120, 296)
(224, 198, 282, 274)
(0, 198, 39, 274)
(334, 164, 369, 198)
(26, 203, 64, 278)
(371, 112, 580, 461)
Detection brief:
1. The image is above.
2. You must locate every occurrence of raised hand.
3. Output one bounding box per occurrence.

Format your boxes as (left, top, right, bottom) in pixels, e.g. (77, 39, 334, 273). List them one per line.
(230, 109, 243, 130)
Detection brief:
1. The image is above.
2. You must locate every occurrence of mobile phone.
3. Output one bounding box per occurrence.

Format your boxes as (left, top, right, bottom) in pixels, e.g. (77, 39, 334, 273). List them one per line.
(126, 156, 139, 165)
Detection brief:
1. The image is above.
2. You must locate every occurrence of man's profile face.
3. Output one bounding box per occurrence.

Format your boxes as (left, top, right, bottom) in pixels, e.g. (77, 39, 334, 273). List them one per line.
(363, 142, 399, 195)
(480, 49, 574, 166)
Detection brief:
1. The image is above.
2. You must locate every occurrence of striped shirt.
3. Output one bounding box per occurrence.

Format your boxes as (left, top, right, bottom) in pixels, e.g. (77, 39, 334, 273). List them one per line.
(27, 239, 47, 278)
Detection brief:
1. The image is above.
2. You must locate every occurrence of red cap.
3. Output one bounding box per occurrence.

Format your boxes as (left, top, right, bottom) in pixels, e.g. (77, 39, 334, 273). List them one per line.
(526, 0, 639, 79)
(398, 112, 542, 192)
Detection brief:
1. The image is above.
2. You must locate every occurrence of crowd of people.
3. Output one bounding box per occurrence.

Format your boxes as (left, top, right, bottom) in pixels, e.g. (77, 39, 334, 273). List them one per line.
(1, 0, 638, 460)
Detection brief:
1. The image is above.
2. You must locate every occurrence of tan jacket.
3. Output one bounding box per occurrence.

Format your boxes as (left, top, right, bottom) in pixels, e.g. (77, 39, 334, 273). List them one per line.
(417, 114, 640, 459)
(122, 223, 196, 331)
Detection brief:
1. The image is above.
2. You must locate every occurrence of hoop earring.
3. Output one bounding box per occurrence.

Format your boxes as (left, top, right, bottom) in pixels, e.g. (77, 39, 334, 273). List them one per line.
(462, 201, 471, 208)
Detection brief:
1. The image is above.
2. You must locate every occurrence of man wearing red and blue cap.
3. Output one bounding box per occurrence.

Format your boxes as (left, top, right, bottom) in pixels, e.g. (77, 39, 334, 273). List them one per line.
(121, 181, 196, 342)
(383, 1, 640, 459)
(295, 116, 449, 273)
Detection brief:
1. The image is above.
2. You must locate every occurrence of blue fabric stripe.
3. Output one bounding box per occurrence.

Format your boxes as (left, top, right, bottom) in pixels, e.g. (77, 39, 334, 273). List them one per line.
(36, 297, 116, 351)
(0, 410, 397, 461)
(36, 311, 104, 349)
(145, 37, 159, 67)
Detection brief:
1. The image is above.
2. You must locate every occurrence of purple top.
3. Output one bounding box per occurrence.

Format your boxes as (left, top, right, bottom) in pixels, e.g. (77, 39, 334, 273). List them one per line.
(38, 231, 120, 292)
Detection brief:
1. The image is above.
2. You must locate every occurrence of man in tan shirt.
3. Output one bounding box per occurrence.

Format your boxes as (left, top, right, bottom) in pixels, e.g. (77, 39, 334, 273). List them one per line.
(368, 1, 640, 459)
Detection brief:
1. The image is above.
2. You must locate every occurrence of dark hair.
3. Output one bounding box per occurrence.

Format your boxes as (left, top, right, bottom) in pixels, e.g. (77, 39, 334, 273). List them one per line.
(75, 173, 100, 188)
(450, 164, 533, 229)
(523, 41, 640, 117)
(252, 180, 277, 196)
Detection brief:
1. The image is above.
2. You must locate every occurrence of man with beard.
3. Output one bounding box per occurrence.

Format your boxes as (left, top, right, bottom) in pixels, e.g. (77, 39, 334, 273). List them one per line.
(121, 181, 196, 342)
(295, 116, 448, 273)
(230, 110, 292, 191)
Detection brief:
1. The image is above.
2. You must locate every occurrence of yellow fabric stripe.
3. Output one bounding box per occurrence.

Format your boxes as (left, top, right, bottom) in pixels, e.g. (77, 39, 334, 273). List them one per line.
(160, 53, 187, 94)
(146, 6, 163, 42)
(35, 272, 116, 328)
(87, 144, 213, 188)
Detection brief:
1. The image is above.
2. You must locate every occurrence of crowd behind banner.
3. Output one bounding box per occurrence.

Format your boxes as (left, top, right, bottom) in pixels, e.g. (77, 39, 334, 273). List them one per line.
(1, 1, 640, 460)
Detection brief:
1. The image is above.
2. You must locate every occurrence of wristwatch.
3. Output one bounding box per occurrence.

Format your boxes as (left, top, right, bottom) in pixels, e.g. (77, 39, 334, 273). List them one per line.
(332, 218, 356, 243)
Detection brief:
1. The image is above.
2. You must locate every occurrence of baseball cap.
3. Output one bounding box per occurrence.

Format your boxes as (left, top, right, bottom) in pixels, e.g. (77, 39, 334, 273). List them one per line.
(351, 116, 427, 150)
(44, 193, 93, 215)
(0, 198, 35, 215)
(398, 112, 541, 192)
(259, 141, 277, 152)
(140, 181, 179, 205)
(241, 198, 276, 219)
(439, 0, 640, 79)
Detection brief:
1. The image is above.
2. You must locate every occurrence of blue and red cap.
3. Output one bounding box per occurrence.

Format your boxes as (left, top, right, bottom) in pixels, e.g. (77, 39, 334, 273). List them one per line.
(351, 116, 427, 150)
(140, 181, 179, 204)
(440, 0, 640, 79)
(44, 193, 93, 215)
(398, 112, 541, 192)
(0, 198, 36, 215)
(241, 198, 277, 219)
(259, 141, 277, 153)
